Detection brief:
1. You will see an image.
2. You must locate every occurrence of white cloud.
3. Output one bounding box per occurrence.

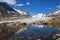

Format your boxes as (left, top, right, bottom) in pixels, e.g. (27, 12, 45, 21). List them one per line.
(0, 0, 16, 5)
(15, 2, 30, 7)
(0, 0, 30, 6)
(26, 2, 30, 5)
(15, 4, 24, 6)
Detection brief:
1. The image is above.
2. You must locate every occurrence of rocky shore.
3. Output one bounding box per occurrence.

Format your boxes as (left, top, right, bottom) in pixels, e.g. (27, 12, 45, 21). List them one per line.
(0, 21, 30, 40)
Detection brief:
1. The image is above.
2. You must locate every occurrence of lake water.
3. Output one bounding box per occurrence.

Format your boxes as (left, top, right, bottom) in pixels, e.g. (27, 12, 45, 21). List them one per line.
(9, 25, 59, 40)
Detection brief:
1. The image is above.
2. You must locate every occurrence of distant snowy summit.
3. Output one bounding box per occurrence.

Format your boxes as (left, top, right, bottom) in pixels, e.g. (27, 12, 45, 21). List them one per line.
(31, 9, 60, 23)
(47, 10, 60, 17)
(32, 13, 52, 22)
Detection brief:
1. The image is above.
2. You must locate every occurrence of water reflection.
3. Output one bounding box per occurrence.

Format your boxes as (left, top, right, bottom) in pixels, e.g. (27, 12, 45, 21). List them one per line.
(9, 25, 59, 40)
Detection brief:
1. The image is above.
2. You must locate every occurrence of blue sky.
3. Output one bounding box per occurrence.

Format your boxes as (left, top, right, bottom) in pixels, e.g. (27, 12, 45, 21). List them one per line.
(0, 0, 60, 16)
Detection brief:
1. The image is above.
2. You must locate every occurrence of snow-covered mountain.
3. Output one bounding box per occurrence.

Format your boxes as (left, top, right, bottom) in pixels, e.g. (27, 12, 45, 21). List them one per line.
(47, 10, 60, 17)
(0, 2, 31, 15)
(13, 8, 29, 15)
(0, 2, 16, 12)
(32, 13, 46, 18)
(30, 10, 60, 23)
(13, 8, 31, 18)
(53, 10, 60, 15)
(0, 2, 32, 23)
(31, 13, 52, 22)
(25, 9, 60, 23)
(20, 13, 52, 23)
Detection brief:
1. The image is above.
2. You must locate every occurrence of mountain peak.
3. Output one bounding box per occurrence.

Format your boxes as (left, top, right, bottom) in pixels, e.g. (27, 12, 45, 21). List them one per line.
(0, 2, 16, 11)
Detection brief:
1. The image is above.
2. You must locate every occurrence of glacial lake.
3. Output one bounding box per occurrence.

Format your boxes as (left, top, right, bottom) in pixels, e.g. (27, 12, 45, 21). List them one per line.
(9, 25, 59, 40)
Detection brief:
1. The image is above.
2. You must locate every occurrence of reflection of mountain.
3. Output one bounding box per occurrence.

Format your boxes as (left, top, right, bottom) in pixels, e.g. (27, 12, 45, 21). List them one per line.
(0, 2, 31, 21)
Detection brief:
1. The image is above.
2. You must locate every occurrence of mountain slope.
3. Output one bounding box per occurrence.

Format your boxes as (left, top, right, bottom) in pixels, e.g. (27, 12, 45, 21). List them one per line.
(47, 10, 60, 17)
(0, 2, 31, 21)
(0, 2, 16, 11)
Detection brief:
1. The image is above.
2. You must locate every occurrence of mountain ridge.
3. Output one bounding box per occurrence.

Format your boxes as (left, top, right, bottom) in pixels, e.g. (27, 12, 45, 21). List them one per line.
(0, 2, 31, 21)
